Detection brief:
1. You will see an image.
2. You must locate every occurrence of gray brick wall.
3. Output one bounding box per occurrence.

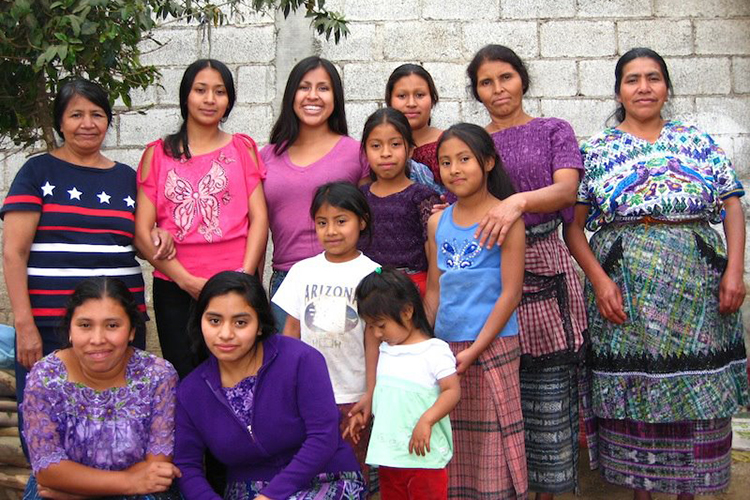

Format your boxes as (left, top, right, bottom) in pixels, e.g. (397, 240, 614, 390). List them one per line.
(1, 2, 749, 350)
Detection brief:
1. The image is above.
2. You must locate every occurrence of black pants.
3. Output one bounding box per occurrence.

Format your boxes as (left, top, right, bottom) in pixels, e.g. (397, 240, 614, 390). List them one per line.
(152, 277, 196, 379)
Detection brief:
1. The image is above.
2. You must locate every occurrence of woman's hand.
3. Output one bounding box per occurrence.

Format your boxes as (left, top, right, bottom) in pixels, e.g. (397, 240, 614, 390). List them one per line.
(16, 321, 43, 370)
(254, 495, 272, 500)
(475, 194, 525, 248)
(150, 227, 176, 260)
(126, 461, 181, 495)
(719, 268, 746, 314)
(35, 486, 87, 500)
(592, 275, 626, 324)
(179, 275, 207, 300)
(409, 417, 433, 456)
(455, 348, 479, 375)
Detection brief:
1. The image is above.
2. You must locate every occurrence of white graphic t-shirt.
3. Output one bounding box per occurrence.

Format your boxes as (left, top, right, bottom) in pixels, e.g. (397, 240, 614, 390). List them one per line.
(272, 252, 380, 403)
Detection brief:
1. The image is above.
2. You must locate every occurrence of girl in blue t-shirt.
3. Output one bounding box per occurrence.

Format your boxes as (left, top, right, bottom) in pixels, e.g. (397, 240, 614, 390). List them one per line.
(425, 123, 527, 499)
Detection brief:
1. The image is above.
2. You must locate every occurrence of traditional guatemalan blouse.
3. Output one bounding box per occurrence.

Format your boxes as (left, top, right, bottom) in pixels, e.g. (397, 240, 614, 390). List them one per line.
(577, 120, 745, 231)
(22, 349, 178, 474)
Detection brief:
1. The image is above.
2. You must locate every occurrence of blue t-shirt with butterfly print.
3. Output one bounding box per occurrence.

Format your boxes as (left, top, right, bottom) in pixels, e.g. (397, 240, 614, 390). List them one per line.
(434, 204, 518, 342)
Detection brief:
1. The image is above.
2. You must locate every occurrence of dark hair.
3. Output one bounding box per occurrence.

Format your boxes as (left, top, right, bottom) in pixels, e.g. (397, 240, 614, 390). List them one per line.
(310, 181, 372, 240)
(467, 44, 530, 101)
(612, 47, 673, 124)
(385, 64, 439, 107)
(356, 267, 434, 337)
(187, 271, 276, 364)
(53, 78, 113, 138)
(436, 123, 516, 200)
(361, 107, 415, 181)
(164, 59, 236, 160)
(60, 277, 144, 347)
(269, 57, 348, 155)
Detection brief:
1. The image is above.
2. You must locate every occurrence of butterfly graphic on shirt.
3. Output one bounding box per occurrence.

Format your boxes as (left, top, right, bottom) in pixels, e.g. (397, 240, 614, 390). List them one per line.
(164, 160, 228, 242)
(441, 238, 482, 269)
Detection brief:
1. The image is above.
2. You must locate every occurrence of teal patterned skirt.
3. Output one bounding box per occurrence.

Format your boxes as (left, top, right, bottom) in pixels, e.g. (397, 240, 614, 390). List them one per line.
(586, 221, 748, 422)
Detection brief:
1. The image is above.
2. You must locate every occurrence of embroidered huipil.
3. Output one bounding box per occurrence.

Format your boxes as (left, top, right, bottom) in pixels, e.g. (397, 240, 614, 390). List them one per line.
(138, 135, 265, 280)
(22, 350, 178, 474)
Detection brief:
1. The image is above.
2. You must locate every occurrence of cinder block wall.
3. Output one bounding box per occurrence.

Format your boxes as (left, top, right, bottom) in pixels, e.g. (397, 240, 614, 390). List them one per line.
(1, 1, 748, 351)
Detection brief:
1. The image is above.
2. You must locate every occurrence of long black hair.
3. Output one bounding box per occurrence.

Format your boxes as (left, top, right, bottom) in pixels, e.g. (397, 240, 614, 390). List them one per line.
(187, 271, 276, 365)
(612, 47, 673, 124)
(164, 59, 236, 160)
(269, 57, 347, 155)
(467, 44, 530, 100)
(356, 267, 434, 337)
(360, 107, 415, 181)
(60, 277, 144, 347)
(436, 123, 516, 200)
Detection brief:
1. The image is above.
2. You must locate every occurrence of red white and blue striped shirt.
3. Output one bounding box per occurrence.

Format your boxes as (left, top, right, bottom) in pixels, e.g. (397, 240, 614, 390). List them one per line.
(1, 154, 147, 326)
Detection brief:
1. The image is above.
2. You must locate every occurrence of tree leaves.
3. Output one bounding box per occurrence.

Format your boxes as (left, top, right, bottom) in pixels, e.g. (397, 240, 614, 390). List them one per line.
(0, 0, 349, 150)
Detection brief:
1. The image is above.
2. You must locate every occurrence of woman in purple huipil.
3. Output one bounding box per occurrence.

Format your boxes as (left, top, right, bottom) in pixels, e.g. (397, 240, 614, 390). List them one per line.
(466, 44, 588, 500)
(21, 277, 180, 499)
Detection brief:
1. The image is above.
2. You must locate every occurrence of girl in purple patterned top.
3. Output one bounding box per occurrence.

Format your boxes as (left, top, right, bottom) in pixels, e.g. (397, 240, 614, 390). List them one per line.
(359, 108, 441, 297)
(22, 277, 180, 499)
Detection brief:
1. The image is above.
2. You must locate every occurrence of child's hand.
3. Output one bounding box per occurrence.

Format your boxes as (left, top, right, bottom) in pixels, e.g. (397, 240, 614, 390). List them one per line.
(343, 413, 366, 444)
(455, 348, 479, 375)
(409, 418, 432, 456)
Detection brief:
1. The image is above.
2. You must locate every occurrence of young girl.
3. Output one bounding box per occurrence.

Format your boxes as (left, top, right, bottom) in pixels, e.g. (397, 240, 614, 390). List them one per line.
(350, 267, 460, 500)
(426, 123, 527, 499)
(22, 277, 179, 499)
(272, 181, 379, 480)
(175, 271, 365, 499)
(135, 59, 268, 379)
(386, 64, 443, 185)
(359, 108, 441, 296)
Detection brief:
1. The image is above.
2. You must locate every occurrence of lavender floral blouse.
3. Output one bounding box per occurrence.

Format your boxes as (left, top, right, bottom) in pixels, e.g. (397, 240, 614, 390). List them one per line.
(22, 349, 178, 474)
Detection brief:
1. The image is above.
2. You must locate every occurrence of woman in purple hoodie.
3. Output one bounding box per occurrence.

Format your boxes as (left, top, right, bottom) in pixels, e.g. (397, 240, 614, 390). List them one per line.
(174, 271, 365, 499)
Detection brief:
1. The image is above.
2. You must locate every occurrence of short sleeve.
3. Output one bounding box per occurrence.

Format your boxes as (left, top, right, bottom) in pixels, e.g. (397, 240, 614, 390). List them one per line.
(146, 358, 179, 457)
(703, 132, 744, 200)
(429, 341, 457, 381)
(576, 143, 593, 205)
(549, 120, 584, 174)
(271, 262, 303, 319)
(137, 140, 163, 205)
(22, 359, 68, 474)
(234, 134, 267, 196)
(1, 159, 44, 218)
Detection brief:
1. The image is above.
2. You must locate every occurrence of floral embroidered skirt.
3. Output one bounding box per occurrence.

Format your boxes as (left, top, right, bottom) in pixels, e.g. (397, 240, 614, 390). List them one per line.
(224, 471, 366, 500)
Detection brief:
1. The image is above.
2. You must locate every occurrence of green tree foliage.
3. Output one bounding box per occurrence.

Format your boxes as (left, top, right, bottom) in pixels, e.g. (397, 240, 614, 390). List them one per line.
(0, 0, 348, 150)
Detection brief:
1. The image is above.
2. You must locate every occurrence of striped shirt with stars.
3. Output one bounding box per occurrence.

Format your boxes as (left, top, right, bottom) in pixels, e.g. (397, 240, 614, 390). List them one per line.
(1, 154, 147, 326)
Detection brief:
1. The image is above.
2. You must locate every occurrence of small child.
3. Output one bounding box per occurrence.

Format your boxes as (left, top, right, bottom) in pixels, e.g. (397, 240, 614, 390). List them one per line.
(349, 267, 460, 500)
(426, 123, 527, 498)
(360, 108, 441, 296)
(271, 181, 379, 482)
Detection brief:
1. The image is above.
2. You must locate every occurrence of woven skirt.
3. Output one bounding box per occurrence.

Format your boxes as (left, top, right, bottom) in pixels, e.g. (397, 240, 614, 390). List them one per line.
(448, 336, 528, 500)
(225, 471, 366, 500)
(597, 417, 733, 494)
(587, 222, 748, 422)
(520, 365, 580, 494)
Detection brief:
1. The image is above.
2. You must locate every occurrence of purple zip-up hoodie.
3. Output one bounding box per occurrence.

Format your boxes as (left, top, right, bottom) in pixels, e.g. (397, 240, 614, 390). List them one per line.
(174, 334, 361, 499)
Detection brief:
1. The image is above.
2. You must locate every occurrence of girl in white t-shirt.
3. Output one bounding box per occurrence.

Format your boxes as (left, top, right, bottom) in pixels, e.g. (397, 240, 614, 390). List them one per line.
(348, 267, 460, 500)
(272, 181, 379, 487)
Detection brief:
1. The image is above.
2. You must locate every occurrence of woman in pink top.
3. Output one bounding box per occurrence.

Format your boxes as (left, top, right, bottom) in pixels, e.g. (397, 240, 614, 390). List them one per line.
(135, 59, 268, 378)
(261, 56, 369, 329)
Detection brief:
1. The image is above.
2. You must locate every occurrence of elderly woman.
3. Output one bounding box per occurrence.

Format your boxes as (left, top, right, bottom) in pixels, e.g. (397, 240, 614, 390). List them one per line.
(1, 78, 172, 454)
(21, 277, 180, 499)
(465, 44, 588, 500)
(564, 48, 748, 500)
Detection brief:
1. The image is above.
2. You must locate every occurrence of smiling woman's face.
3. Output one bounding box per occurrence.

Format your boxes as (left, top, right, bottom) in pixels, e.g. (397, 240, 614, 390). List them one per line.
(617, 57, 669, 124)
(58, 95, 110, 154)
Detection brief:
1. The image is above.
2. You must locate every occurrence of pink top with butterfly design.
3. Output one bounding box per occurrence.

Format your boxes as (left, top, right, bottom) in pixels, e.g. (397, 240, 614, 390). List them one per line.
(138, 134, 266, 280)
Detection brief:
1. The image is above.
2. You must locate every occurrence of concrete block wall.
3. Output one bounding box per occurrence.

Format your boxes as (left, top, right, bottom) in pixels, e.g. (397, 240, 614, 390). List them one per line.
(0, 1, 749, 347)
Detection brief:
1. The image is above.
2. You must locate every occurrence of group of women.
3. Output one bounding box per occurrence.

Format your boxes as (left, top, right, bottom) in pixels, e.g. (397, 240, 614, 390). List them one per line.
(1, 42, 747, 500)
